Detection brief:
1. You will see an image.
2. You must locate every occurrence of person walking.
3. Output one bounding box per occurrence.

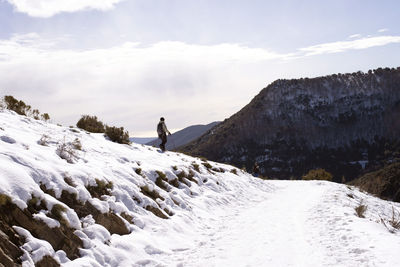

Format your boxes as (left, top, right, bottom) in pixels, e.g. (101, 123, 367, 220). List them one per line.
(252, 162, 260, 177)
(157, 117, 171, 152)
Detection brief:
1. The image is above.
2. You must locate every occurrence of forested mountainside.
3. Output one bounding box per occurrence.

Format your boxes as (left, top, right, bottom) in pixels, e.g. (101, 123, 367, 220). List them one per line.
(180, 67, 400, 182)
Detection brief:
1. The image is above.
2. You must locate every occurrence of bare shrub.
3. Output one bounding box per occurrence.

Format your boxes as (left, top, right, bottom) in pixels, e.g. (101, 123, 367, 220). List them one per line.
(38, 134, 50, 146)
(72, 138, 82, 150)
(355, 202, 367, 218)
(56, 139, 76, 163)
(389, 206, 400, 230)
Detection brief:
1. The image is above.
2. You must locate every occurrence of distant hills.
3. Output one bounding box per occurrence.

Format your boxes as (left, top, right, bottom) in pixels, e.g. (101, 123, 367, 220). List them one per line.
(130, 137, 156, 144)
(147, 121, 220, 150)
(180, 67, 400, 182)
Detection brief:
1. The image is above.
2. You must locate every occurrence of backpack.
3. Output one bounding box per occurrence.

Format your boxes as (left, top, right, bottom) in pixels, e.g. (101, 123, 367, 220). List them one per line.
(157, 122, 164, 135)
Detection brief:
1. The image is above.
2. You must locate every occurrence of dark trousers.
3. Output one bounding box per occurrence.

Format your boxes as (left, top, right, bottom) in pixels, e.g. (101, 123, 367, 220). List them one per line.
(159, 133, 167, 151)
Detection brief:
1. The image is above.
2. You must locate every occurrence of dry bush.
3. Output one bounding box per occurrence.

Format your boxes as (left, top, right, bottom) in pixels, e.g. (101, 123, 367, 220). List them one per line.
(3, 95, 50, 121)
(56, 140, 76, 163)
(135, 168, 142, 175)
(41, 113, 50, 121)
(38, 134, 50, 146)
(155, 171, 169, 191)
(76, 115, 105, 133)
(202, 162, 212, 169)
(355, 202, 367, 218)
(72, 138, 82, 150)
(105, 126, 130, 144)
(302, 168, 333, 181)
(389, 206, 400, 230)
(87, 179, 113, 198)
(51, 204, 69, 226)
(192, 163, 200, 172)
(0, 194, 11, 206)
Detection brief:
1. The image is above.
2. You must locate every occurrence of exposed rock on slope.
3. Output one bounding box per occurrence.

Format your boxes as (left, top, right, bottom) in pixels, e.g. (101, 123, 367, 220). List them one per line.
(180, 67, 400, 181)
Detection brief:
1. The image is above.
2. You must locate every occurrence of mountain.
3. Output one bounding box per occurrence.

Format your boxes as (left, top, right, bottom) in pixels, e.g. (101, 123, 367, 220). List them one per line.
(129, 137, 156, 144)
(1, 110, 400, 266)
(180, 67, 400, 182)
(147, 121, 220, 150)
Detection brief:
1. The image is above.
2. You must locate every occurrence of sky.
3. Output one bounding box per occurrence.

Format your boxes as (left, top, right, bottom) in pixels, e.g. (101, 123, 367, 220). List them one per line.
(0, 0, 400, 137)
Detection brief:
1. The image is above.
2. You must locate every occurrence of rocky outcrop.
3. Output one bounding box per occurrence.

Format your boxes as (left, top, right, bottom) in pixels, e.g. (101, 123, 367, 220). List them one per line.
(180, 67, 400, 181)
(0, 194, 79, 266)
(0, 225, 23, 266)
(43, 187, 130, 236)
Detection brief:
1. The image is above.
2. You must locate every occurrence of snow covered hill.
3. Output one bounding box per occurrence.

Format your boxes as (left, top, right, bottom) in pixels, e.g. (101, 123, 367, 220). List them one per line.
(1, 110, 400, 267)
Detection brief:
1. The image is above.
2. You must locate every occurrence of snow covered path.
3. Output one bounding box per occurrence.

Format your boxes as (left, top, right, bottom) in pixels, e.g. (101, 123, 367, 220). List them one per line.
(152, 181, 400, 267)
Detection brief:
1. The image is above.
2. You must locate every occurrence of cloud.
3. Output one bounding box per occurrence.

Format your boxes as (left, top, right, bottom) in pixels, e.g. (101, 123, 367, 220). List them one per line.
(0, 34, 290, 135)
(349, 34, 362, 39)
(6, 0, 125, 17)
(1, 33, 399, 135)
(298, 35, 400, 56)
(378, 28, 389, 33)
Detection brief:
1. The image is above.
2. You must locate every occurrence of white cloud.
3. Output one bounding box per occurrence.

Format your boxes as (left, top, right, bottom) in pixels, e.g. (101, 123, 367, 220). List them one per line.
(378, 28, 389, 33)
(1, 33, 399, 135)
(6, 0, 125, 17)
(298, 36, 400, 56)
(349, 34, 362, 39)
(0, 34, 289, 135)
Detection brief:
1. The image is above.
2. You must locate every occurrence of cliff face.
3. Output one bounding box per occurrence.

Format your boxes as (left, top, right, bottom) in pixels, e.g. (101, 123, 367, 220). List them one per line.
(180, 67, 400, 181)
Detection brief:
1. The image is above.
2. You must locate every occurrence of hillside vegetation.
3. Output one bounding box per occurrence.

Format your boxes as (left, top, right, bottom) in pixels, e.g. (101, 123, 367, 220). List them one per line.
(351, 162, 400, 202)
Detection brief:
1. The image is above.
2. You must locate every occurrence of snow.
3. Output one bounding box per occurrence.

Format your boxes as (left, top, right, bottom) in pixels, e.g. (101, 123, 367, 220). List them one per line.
(1, 109, 400, 266)
(13, 226, 58, 265)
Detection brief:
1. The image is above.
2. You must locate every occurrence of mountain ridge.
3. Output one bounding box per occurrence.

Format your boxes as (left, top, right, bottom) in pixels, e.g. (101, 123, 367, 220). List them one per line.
(180, 67, 400, 181)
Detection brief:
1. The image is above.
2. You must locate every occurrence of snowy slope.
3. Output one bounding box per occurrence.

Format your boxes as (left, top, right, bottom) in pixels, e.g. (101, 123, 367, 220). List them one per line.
(1, 110, 400, 267)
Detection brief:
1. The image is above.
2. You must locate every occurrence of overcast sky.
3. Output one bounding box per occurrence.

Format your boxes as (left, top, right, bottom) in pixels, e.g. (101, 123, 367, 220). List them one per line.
(1, 0, 400, 136)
